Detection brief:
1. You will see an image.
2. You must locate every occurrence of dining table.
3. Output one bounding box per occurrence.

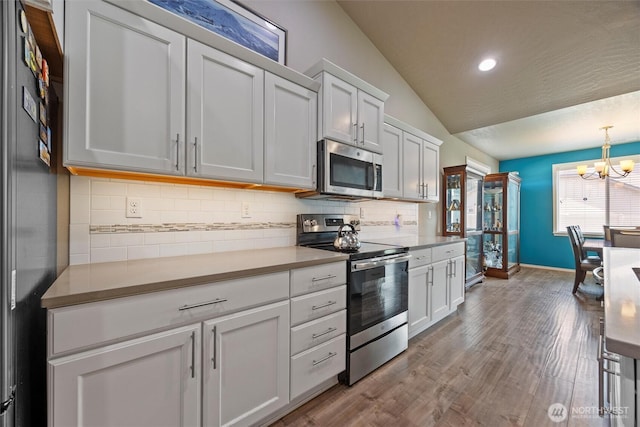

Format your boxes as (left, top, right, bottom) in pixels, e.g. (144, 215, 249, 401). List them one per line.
(583, 238, 607, 256)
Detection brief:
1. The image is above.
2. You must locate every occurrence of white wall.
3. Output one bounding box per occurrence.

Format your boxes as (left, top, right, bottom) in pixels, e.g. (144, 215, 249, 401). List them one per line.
(243, 0, 498, 236)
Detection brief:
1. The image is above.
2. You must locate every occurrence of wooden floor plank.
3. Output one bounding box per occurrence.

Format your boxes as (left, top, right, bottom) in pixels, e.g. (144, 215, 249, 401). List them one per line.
(270, 267, 607, 426)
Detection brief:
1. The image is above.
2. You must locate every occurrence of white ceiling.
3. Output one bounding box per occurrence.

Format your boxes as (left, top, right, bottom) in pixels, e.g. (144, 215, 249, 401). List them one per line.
(338, 0, 640, 160)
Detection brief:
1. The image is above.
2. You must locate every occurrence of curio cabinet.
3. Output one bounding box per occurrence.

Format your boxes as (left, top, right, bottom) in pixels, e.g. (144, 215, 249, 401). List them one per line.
(442, 164, 486, 287)
(482, 172, 521, 278)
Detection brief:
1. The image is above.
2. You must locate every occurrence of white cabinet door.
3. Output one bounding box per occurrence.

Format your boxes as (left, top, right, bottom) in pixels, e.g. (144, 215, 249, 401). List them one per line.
(357, 91, 384, 153)
(187, 39, 264, 183)
(49, 324, 200, 427)
(65, 0, 186, 174)
(402, 132, 423, 201)
(408, 265, 431, 338)
(203, 301, 289, 427)
(422, 139, 440, 202)
(382, 124, 403, 198)
(264, 72, 317, 189)
(431, 259, 450, 323)
(320, 73, 357, 145)
(449, 255, 466, 308)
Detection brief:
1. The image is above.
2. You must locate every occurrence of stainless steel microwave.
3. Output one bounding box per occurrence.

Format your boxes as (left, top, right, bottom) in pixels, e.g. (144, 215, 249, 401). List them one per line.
(314, 139, 383, 200)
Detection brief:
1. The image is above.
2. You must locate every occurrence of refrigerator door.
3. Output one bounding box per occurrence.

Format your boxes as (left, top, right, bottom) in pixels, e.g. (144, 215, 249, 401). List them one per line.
(1, 0, 16, 424)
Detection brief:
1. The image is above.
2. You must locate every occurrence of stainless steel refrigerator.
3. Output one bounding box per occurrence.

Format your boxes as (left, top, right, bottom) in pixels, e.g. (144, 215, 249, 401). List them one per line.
(1, 1, 59, 425)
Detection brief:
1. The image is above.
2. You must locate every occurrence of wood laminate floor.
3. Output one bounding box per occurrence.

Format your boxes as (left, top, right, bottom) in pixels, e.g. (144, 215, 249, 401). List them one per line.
(272, 267, 611, 427)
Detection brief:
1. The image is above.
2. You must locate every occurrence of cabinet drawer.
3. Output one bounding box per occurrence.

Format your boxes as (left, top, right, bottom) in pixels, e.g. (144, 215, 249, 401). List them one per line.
(49, 271, 289, 357)
(290, 262, 346, 297)
(432, 243, 465, 263)
(290, 334, 346, 400)
(290, 286, 346, 326)
(291, 310, 346, 355)
(409, 248, 432, 269)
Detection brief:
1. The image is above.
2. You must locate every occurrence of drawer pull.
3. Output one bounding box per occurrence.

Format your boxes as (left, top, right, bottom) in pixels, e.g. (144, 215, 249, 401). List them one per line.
(178, 298, 228, 311)
(312, 327, 337, 339)
(312, 301, 336, 311)
(311, 274, 337, 282)
(312, 352, 337, 366)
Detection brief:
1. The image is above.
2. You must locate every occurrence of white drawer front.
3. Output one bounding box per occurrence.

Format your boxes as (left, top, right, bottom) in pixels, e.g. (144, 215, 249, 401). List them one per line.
(291, 310, 346, 356)
(290, 262, 346, 297)
(432, 242, 465, 263)
(49, 271, 289, 357)
(290, 334, 346, 400)
(409, 248, 432, 269)
(290, 285, 346, 326)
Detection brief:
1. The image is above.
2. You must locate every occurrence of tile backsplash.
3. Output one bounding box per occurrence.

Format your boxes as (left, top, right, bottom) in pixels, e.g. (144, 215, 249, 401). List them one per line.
(69, 176, 420, 264)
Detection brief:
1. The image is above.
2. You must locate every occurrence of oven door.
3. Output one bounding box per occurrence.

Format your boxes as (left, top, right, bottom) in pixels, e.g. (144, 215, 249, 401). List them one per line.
(348, 254, 409, 338)
(320, 139, 383, 198)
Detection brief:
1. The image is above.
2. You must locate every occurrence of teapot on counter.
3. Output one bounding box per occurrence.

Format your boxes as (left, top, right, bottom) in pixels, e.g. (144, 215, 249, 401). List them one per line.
(333, 224, 361, 252)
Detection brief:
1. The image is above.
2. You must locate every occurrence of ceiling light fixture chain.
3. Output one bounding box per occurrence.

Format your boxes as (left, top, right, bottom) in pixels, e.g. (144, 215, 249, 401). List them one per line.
(576, 126, 634, 180)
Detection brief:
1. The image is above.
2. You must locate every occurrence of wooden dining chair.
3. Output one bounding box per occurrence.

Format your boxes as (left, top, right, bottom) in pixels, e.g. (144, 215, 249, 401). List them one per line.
(567, 225, 602, 294)
(610, 228, 640, 248)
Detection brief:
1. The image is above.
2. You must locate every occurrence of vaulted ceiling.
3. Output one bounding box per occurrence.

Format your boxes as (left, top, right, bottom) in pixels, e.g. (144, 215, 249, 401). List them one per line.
(338, 0, 640, 160)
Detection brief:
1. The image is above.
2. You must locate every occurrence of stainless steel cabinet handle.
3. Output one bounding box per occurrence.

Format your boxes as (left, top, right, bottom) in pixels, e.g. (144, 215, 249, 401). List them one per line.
(417, 183, 422, 197)
(312, 164, 316, 186)
(175, 133, 180, 171)
(312, 301, 336, 310)
(597, 318, 620, 416)
(312, 327, 337, 339)
(193, 137, 198, 172)
(425, 183, 429, 199)
(178, 298, 228, 311)
(429, 265, 434, 287)
(311, 274, 336, 282)
(353, 123, 358, 143)
(312, 352, 337, 366)
(360, 123, 365, 144)
(212, 326, 217, 370)
(190, 331, 195, 378)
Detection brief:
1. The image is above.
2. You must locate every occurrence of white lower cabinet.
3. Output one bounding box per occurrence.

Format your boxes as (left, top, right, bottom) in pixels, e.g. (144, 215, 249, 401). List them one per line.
(49, 324, 201, 427)
(408, 243, 466, 338)
(289, 262, 347, 400)
(202, 301, 289, 427)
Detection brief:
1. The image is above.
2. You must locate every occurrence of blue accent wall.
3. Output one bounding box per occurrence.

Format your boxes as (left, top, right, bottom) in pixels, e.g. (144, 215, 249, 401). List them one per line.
(499, 141, 640, 269)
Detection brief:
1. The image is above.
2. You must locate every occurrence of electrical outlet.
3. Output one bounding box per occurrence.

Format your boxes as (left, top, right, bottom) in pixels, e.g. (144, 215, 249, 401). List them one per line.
(126, 197, 142, 218)
(241, 202, 251, 218)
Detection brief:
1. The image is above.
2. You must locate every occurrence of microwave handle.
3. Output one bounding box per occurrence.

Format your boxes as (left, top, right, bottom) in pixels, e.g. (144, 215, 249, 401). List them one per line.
(373, 163, 378, 193)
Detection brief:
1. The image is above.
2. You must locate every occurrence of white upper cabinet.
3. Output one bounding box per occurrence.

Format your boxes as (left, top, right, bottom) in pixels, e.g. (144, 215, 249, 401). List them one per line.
(422, 138, 440, 202)
(65, 0, 186, 174)
(402, 132, 424, 201)
(64, 0, 319, 189)
(357, 91, 385, 153)
(187, 39, 264, 183)
(307, 59, 388, 153)
(384, 116, 443, 203)
(319, 73, 358, 145)
(264, 72, 318, 189)
(381, 124, 403, 198)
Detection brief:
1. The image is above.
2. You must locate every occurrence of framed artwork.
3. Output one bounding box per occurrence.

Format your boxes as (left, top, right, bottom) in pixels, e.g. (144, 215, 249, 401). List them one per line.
(148, 0, 287, 64)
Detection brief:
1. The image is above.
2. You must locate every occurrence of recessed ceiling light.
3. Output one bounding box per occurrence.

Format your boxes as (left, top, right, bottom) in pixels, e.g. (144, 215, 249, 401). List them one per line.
(478, 58, 497, 72)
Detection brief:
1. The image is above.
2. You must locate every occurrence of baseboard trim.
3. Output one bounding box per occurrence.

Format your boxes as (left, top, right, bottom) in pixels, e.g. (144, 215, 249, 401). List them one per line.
(520, 263, 573, 273)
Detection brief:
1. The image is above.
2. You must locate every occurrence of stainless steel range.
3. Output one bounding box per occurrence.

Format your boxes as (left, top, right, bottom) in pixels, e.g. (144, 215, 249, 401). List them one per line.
(297, 214, 410, 385)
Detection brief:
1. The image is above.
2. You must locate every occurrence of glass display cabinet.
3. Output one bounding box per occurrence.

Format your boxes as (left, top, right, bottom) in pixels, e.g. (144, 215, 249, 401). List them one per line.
(442, 164, 486, 287)
(482, 172, 521, 278)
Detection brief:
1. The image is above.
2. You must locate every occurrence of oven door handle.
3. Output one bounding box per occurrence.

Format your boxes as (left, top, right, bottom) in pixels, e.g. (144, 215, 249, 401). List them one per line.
(351, 254, 411, 271)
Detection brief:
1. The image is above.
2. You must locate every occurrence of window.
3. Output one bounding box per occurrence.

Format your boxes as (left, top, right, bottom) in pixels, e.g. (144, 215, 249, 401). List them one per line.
(553, 155, 640, 235)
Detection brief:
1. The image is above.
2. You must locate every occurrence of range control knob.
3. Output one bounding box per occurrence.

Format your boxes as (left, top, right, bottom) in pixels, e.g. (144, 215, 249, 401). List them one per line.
(310, 219, 318, 226)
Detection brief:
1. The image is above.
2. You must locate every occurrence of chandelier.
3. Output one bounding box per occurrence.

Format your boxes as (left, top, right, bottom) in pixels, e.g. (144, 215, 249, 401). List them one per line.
(577, 126, 635, 179)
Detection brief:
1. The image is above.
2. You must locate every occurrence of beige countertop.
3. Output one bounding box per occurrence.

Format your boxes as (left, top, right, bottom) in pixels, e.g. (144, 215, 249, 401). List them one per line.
(603, 247, 640, 359)
(365, 235, 466, 251)
(42, 246, 348, 309)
